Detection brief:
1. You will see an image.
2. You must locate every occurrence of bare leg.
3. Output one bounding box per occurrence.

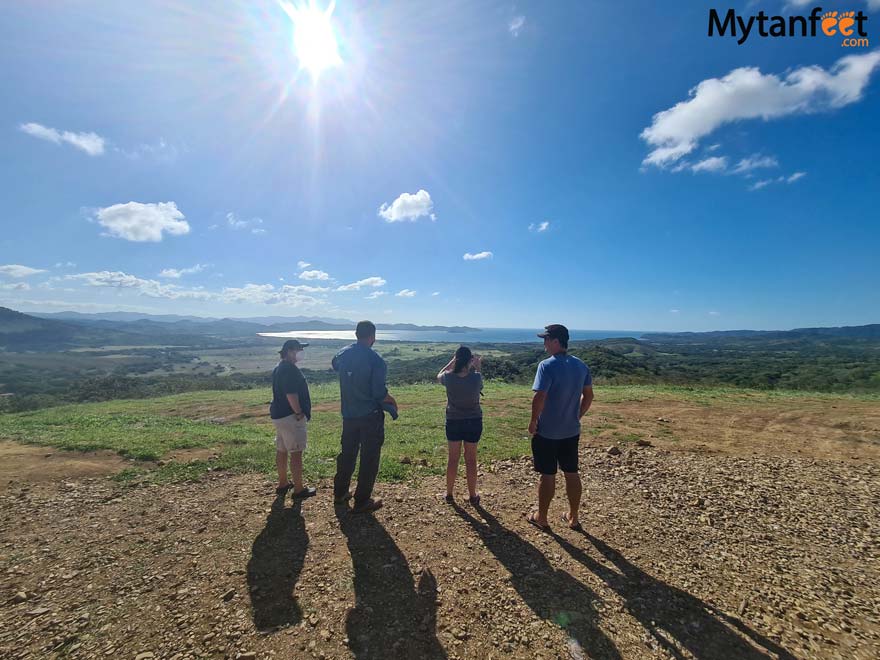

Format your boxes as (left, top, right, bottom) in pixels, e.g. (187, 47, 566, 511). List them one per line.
(563, 471, 582, 527)
(446, 441, 462, 497)
(537, 474, 555, 526)
(289, 450, 304, 492)
(463, 442, 478, 498)
(276, 450, 289, 488)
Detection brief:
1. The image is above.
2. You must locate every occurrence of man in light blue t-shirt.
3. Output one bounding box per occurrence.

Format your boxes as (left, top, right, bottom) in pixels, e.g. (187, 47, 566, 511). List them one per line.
(527, 324, 593, 531)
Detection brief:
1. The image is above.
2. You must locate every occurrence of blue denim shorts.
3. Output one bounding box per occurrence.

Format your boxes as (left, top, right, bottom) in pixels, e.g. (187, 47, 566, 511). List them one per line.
(445, 417, 483, 443)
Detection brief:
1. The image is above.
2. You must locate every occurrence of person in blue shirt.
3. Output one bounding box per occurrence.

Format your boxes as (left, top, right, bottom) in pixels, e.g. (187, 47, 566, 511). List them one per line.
(527, 324, 594, 531)
(331, 320, 397, 513)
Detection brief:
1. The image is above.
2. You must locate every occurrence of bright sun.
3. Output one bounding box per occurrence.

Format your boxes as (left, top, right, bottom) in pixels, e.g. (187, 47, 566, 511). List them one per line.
(280, 0, 342, 79)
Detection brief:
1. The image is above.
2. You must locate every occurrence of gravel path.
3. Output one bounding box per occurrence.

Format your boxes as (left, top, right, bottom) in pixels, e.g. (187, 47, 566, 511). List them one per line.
(1, 446, 878, 659)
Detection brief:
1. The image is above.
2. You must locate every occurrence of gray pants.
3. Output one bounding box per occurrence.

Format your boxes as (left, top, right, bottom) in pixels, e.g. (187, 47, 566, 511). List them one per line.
(334, 411, 385, 505)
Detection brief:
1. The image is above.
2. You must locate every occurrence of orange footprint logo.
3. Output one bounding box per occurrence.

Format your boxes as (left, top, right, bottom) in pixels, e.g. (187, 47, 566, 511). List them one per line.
(821, 11, 839, 36)
(837, 10, 856, 36)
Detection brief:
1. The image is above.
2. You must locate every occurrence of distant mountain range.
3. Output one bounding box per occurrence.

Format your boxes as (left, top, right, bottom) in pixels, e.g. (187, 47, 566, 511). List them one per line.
(0, 308, 480, 350)
(642, 325, 880, 340)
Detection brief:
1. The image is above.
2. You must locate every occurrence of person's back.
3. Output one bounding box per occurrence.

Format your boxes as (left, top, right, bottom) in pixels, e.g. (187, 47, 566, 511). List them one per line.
(441, 370, 482, 420)
(332, 342, 387, 418)
(534, 353, 590, 439)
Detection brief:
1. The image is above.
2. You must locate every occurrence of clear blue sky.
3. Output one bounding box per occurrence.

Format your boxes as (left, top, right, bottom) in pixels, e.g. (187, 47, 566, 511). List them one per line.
(1, 1, 878, 330)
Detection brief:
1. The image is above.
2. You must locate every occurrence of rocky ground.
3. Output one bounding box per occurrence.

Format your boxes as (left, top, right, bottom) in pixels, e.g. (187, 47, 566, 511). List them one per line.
(1, 439, 878, 660)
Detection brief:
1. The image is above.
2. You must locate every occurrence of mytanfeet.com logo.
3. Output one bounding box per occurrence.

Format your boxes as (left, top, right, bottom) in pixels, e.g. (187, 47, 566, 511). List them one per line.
(709, 7, 870, 47)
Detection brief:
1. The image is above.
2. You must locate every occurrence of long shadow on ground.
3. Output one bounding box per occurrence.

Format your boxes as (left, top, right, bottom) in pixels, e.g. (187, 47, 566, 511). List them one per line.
(553, 531, 796, 659)
(336, 505, 446, 659)
(454, 503, 621, 659)
(247, 496, 308, 631)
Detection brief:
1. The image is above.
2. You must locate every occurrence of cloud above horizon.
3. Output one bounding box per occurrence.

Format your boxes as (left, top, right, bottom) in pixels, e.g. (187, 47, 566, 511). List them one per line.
(395, 289, 416, 298)
(378, 190, 435, 222)
(0, 264, 47, 278)
(159, 264, 207, 279)
(463, 251, 493, 261)
(19, 122, 106, 156)
(529, 221, 550, 233)
(337, 276, 386, 291)
(91, 201, 190, 242)
(641, 50, 880, 168)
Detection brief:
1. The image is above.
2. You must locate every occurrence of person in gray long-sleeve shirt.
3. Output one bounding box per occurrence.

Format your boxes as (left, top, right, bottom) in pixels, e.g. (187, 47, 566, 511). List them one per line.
(331, 320, 397, 513)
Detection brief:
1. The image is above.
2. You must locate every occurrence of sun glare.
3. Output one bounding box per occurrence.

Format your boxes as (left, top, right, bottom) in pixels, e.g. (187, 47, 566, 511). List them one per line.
(280, 0, 342, 79)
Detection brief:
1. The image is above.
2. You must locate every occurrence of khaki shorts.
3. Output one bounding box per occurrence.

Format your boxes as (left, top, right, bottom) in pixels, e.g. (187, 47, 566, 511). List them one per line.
(272, 414, 308, 453)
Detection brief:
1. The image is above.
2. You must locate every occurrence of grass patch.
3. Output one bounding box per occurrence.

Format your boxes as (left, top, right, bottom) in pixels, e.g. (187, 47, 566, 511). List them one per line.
(3, 381, 875, 483)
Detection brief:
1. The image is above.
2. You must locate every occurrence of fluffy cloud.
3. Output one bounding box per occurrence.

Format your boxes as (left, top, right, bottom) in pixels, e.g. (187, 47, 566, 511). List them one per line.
(378, 190, 435, 223)
(67, 271, 211, 300)
(336, 276, 386, 291)
(93, 201, 190, 242)
(431, 291, 440, 296)
(641, 51, 880, 167)
(787, 171, 807, 183)
(395, 289, 416, 298)
(463, 251, 493, 261)
(0, 264, 47, 278)
(509, 15, 525, 37)
(297, 261, 311, 270)
(365, 290, 387, 300)
(529, 221, 550, 233)
(159, 264, 207, 279)
(19, 122, 105, 156)
(299, 269, 331, 281)
(732, 154, 779, 174)
(0, 282, 30, 291)
(691, 156, 728, 173)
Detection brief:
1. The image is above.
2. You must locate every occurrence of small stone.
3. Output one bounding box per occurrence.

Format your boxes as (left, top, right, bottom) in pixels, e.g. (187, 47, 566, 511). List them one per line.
(635, 439, 653, 447)
(27, 607, 50, 617)
(13, 591, 27, 603)
(135, 653, 155, 660)
(221, 589, 236, 601)
(606, 446, 622, 456)
(237, 653, 256, 660)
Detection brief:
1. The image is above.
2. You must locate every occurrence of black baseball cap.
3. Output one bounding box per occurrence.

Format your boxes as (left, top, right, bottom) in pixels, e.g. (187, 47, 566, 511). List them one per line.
(537, 324, 569, 343)
(279, 339, 309, 355)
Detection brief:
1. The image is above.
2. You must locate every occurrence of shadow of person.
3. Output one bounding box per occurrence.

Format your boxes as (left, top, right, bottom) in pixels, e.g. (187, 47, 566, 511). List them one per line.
(336, 505, 446, 659)
(553, 530, 796, 660)
(247, 496, 308, 631)
(453, 503, 621, 659)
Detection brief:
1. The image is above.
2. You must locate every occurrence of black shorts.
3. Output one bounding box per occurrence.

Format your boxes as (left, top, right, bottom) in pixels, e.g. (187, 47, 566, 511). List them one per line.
(445, 417, 483, 443)
(531, 434, 579, 475)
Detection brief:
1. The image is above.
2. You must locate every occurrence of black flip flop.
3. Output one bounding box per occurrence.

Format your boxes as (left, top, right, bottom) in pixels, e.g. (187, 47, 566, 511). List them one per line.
(562, 512, 583, 531)
(292, 487, 317, 499)
(526, 513, 550, 532)
(275, 484, 293, 495)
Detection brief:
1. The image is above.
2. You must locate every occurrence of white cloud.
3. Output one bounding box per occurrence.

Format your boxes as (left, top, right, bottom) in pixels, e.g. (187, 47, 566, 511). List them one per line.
(509, 15, 525, 37)
(708, 311, 721, 317)
(93, 201, 190, 242)
(749, 172, 808, 191)
(159, 264, 207, 279)
(19, 122, 105, 156)
(378, 190, 435, 223)
(67, 271, 211, 300)
(299, 269, 331, 281)
(529, 221, 550, 233)
(365, 290, 387, 300)
(297, 261, 311, 270)
(691, 156, 728, 173)
(54, 262, 76, 269)
(431, 291, 440, 296)
(669, 309, 680, 314)
(395, 289, 416, 298)
(706, 143, 721, 152)
(0, 282, 30, 291)
(750, 180, 770, 191)
(0, 264, 47, 278)
(226, 212, 265, 234)
(336, 276, 386, 291)
(463, 251, 493, 261)
(732, 154, 778, 174)
(787, 0, 880, 8)
(641, 51, 880, 167)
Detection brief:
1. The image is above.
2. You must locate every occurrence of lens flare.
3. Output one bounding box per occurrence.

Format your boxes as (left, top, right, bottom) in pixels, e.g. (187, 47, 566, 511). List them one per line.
(279, 0, 342, 79)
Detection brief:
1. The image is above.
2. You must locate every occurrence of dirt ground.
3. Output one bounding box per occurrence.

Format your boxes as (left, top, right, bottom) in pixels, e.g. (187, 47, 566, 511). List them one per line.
(1, 399, 878, 660)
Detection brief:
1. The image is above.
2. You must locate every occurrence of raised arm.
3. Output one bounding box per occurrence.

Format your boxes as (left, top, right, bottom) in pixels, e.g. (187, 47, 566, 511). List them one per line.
(437, 355, 456, 381)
